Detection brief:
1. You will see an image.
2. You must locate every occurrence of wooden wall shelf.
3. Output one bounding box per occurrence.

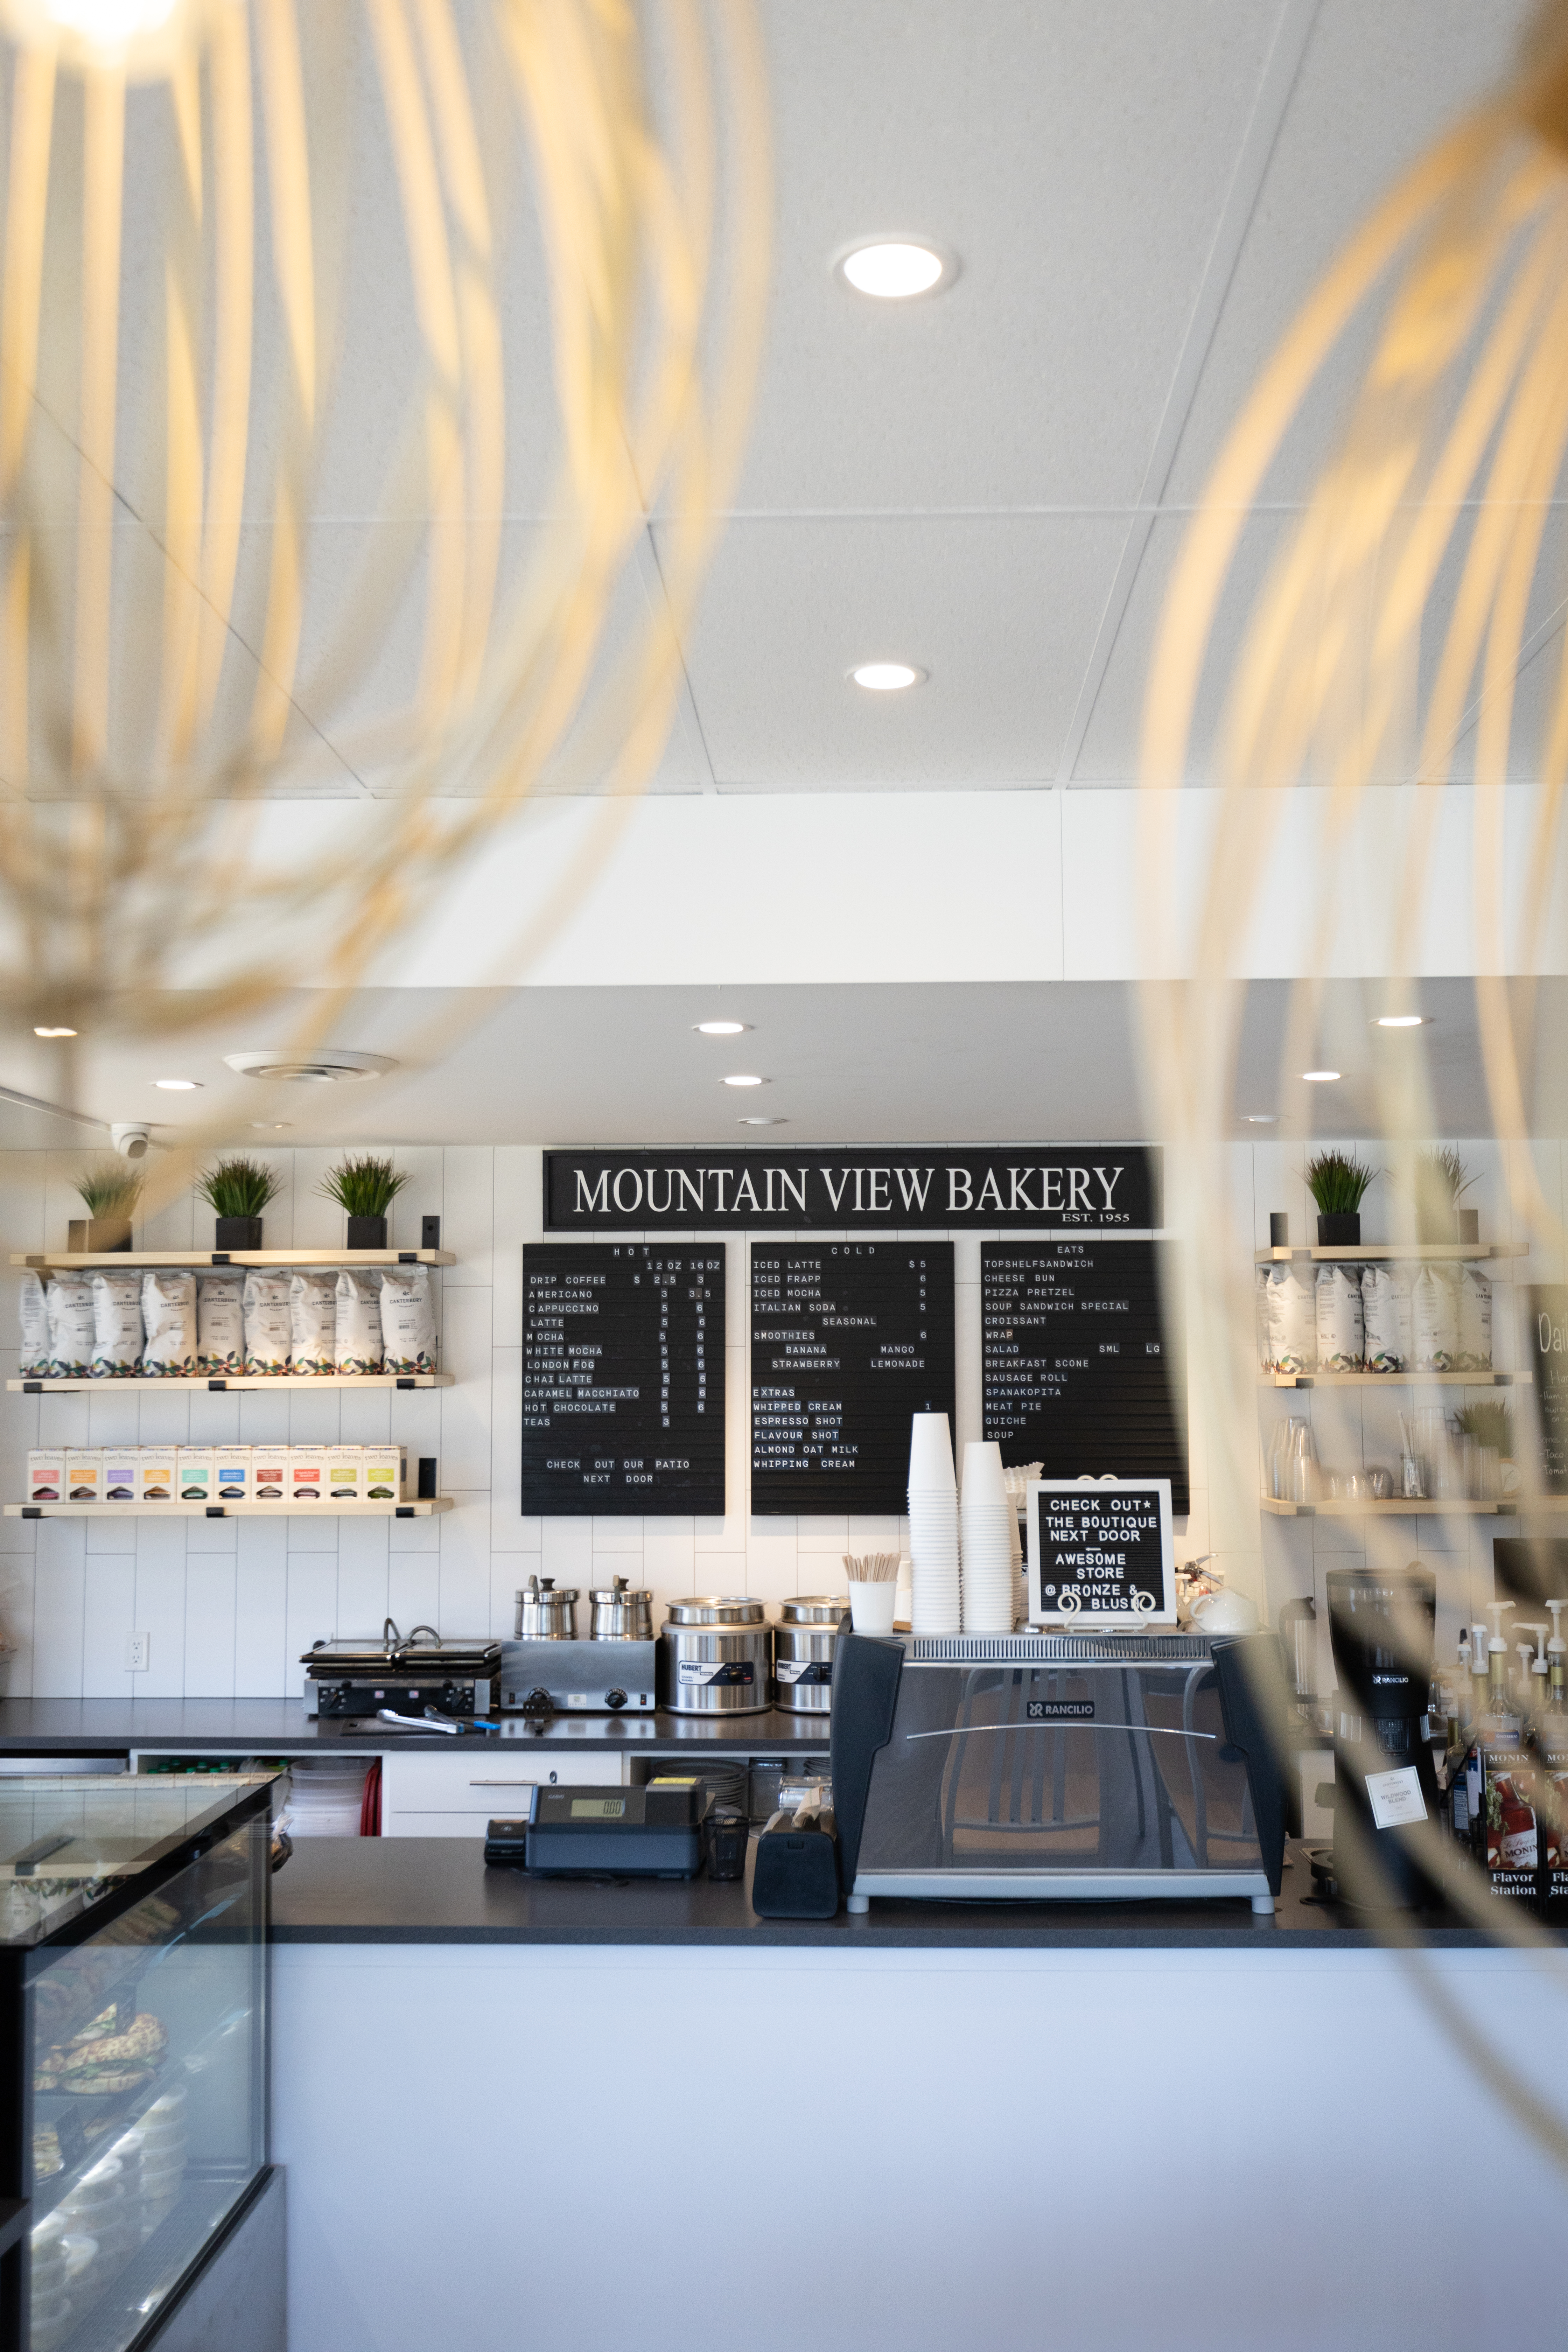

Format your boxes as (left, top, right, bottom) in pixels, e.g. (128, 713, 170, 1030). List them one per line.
(4, 1499, 454, 1520)
(1259, 1495, 1558, 1519)
(1254, 1244, 1528, 1265)
(10, 1250, 455, 1269)
(1262, 1371, 1517, 1388)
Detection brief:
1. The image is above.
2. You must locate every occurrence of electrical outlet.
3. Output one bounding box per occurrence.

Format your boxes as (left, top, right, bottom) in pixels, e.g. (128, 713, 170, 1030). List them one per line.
(126, 1632, 150, 1673)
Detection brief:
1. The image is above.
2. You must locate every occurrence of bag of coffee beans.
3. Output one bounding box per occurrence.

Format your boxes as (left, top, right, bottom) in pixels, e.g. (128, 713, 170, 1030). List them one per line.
(141, 1269, 197, 1375)
(46, 1275, 94, 1378)
(1412, 1263, 1460, 1371)
(1315, 1263, 1364, 1372)
(1360, 1264, 1407, 1373)
(197, 1274, 245, 1374)
(333, 1270, 383, 1374)
(90, 1270, 144, 1376)
(1458, 1264, 1493, 1370)
(1265, 1265, 1315, 1373)
(289, 1272, 337, 1377)
(19, 1270, 50, 1377)
(242, 1272, 292, 1373)
(378, 1265, 436, 1373)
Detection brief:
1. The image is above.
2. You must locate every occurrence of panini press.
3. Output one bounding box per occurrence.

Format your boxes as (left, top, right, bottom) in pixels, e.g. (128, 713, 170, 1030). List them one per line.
(302, 1621, 502, 1719)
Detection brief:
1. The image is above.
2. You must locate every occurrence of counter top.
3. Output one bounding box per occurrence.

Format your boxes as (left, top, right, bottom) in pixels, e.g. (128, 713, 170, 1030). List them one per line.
(0, 1698, 833, 1754)
(269, 1836, 1524, 1950)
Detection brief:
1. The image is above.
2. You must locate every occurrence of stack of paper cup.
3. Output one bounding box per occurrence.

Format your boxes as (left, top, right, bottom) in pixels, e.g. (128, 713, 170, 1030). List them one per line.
(907, 1414, 960, 1634)
(960, 1441, 1016, 1634)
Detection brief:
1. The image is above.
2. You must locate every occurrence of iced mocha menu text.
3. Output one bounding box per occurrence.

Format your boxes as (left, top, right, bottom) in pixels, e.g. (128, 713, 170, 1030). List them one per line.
(521, 1245, 725, 1515)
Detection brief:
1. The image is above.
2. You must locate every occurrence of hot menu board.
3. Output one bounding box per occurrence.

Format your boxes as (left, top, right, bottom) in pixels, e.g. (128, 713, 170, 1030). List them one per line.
(981, 1240, 1188, 1514)
(521, 1244, 725, 1516)
(750, 1243, 955, 1514)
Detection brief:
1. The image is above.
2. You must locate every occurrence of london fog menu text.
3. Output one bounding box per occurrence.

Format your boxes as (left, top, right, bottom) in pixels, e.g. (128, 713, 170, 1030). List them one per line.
(751, 1243, 955, 1514)
(521, 1244, 725, 1515)
(982, 1239, 1188, 1512)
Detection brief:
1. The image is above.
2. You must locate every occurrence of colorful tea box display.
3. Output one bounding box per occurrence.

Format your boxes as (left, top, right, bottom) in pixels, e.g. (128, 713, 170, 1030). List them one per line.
(25, 1449, 64, 1503)
(363, 1445, 407, 1502)
(325, 1446, 364, 1502)
(103, 1450, 139, 1503)
(251, 1449, 289, 1504)
(175, 1447, 215, 1505)
(138, 1453, 177, 1503)
(214, 1445, 251, 1503)
(289, 1448, 326, 1504)
(63, 1449, 103, 1504)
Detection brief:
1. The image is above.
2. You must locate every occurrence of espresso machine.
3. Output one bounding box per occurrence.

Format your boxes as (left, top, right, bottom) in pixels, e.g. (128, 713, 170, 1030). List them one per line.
(1325, 1565, 1438, 1907)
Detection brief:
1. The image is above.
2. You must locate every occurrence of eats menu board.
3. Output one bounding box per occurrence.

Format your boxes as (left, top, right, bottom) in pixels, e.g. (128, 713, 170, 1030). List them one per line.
(751, 1243, 955, 1514)
(981, 1240, 1188, 1513)
(521, 1245, 725, 1515)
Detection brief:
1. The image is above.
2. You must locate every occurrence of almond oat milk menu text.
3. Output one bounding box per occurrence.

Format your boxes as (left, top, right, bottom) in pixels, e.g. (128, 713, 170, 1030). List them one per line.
(521, 1244, 726, 1514)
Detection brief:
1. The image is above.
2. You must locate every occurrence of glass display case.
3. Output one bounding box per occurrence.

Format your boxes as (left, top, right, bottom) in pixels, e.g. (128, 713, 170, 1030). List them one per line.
(0, 1773, 275, 2352)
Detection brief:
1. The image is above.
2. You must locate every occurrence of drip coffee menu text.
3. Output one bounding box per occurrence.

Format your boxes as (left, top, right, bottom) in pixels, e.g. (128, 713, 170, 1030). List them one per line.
(521, 1245, 726, 1515)
(751, 1243, 955, 1514)
(982, 1240, 1188, 1512)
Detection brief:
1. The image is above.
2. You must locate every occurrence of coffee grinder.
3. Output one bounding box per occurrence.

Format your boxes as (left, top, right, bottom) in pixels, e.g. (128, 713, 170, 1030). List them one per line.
(1326, 1564, 1438, 1907)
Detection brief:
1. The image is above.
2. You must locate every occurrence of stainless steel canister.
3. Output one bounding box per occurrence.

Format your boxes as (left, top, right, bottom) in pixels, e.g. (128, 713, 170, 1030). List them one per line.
(513, 1576, 579, 1641)
(588, 1576, 654, 1642)
(659, 1597, 770, 1715)
(771, 1597, 844, 1716)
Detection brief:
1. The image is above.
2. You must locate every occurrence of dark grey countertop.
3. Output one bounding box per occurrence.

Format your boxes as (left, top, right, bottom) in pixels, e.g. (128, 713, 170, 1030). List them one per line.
(268, 1836, 1515, 1950)
(0, 1698, 833, 1755)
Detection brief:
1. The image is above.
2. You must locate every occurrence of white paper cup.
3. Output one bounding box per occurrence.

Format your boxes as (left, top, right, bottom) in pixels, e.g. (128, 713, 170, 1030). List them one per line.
(908, 1413, 956, 1491)
(848, 1581, 897, 1636)
(961, 1440, 1007, 1503)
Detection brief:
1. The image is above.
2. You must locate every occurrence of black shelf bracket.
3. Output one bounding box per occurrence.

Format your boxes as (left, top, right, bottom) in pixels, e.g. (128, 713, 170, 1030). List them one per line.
(208, 1379, 227, 1391)
(210, 1251, 230, 1265)
(395, 1505, 413, 1519)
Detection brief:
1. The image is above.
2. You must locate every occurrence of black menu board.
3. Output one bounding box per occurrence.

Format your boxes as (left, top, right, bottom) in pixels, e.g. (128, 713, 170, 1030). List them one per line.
(521, 1244, 725, 1515)
(1526, 1287, 1568, 1493)
(751, 1244, 955, 1514)
(982, 1240, 1188, 1513)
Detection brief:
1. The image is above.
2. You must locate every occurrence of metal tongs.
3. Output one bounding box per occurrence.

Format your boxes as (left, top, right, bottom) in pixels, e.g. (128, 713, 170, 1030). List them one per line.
(377, 1704, 465, 1736)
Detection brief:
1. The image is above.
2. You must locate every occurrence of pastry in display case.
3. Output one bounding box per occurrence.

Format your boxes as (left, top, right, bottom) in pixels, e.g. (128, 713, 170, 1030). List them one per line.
(0, 1772, 276, 2352)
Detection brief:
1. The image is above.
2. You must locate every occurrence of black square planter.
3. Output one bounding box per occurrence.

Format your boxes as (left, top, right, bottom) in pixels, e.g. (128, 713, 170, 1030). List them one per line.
(215, 1217, 264, 1250)
(346, 1215, 388, 1249)
(1316, 1212, 1361, 1246)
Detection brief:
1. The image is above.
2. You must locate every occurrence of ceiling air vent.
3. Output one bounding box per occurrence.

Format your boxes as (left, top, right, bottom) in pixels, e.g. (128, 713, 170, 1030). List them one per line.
(223, 1050, 396, 1085)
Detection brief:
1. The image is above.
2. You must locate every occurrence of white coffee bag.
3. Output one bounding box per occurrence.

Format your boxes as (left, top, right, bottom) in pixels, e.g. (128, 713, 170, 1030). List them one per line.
(242, 1271, 293, 1373)
(46, 1275, 94, 1378)
(1361, 1265, 1407, 1374)
(288, 1272, 337, 1377)
(378, 1265, 436, 1374)
(1255, 1265, 1272, 1372)
(197, 1273, 245, 1375)
(1315, 1263, 1365, 1372)
(18, 1271, 49, 1377)
(1458, 1265, 1493, 1370)
(334, 1270, 383, 1374)
(1265, 1265, 1315, 1373)
(90, 1270, 144, 1377)
(1412, 1262, 1460, 1371)
(141, 1269, 197, 1375)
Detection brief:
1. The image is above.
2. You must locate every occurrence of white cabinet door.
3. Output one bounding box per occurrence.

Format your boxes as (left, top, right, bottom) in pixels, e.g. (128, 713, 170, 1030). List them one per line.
(380, 1748, 624, 1836)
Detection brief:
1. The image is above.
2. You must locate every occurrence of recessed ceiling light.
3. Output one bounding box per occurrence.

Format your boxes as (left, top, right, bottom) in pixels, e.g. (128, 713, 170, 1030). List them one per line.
(738, 1116, 787, 1126)
(1375, 1014, 1426, 1028)
(224, 1048, 395, 1084)
(34, 1025, 77, 1037)
(852, 662, 924, 691)
(251, 1121, 292, 1131)
(722, 1074, 767, 1088)
(694, 1021, 750, 1036)
(154, 1078, 201, 1091)
(1244, 1114, 1279, 1124)
(1302, 1070, 1340, 1083)
(838, 240, 953, 299)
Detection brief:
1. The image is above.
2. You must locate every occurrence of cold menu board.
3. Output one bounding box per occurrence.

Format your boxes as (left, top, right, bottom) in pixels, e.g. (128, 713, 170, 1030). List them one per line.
(751, 1243, 955, 1513)
(521, 1244, 725, 1515)
(982, 1240, 1188, 1513)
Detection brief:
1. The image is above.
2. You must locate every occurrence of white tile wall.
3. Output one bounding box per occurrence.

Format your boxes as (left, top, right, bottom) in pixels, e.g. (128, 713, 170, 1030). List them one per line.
(0, 1135, 1540, 1696)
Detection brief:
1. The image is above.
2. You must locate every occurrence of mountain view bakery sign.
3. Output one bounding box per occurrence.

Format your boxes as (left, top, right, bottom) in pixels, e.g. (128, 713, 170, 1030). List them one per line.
(545, 1147, 1161, 1232)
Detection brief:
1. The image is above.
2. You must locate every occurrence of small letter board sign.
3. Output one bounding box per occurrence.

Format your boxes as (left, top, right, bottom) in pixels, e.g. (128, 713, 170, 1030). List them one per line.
(1026, 1478, 1176, 1627)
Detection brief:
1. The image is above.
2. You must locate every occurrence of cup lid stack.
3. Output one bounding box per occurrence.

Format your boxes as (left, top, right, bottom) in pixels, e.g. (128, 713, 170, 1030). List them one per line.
(907, 1413, 960, 1635)
(960, 1441, 1015, 1635)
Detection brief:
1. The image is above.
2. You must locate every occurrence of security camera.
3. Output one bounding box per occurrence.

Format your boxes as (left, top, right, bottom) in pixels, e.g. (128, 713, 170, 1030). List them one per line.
(111, 1124, 152, 1161)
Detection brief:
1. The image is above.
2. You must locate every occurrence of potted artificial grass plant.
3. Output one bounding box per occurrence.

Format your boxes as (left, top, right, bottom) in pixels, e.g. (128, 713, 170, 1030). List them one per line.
(1305, 1150, 1377, 1247)
(321, 1154, 407, 1249)
(1415, 1146, 1476, 1245)
(69, 1158, 142, 1252)
(198, 1156, 281, 1250)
